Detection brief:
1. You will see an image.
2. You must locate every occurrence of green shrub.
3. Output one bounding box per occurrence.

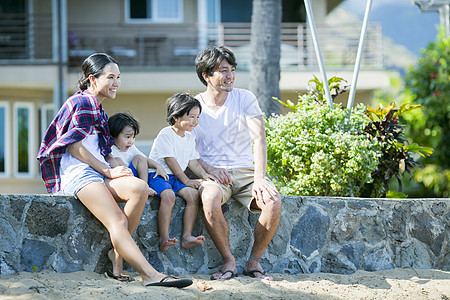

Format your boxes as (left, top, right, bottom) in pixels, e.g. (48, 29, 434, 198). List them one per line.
(266, 76, 433, 198)
(266, 94, 381, 197)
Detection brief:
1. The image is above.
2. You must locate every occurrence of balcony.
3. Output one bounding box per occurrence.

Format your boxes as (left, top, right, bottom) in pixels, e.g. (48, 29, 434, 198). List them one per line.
(0, 13, 383, 71)
(0, 13, 53, 64)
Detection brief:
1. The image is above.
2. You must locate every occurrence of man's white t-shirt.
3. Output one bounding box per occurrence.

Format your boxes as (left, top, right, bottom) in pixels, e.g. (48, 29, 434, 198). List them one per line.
(110, 144, 145, 166)
(193, 88, 263, 169)
(149, 126, 199, 175)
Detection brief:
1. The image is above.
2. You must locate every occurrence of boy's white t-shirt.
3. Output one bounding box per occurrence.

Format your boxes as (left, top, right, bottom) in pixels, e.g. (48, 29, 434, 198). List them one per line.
(149, 126, 199, 175)
(193, 88, 263, 169)
(110, 144, 145, 166)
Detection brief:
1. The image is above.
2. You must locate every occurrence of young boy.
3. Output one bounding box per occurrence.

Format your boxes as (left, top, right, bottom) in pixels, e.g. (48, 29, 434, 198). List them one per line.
(149, 93, 215, 251)
(108, 112, 168, 196)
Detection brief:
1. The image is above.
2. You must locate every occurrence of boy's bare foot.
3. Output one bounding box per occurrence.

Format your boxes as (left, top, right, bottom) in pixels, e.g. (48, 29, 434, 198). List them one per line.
(159, 237, 178, 251)
(181, 234, 205, 249)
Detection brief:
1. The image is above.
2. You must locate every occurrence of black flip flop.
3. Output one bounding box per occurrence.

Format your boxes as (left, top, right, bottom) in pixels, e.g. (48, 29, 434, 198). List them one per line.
(243, 269, 269, 278)
(105, 270, 134, 282)
(145, 275, 193, 288)
(210, 269, 238, 280)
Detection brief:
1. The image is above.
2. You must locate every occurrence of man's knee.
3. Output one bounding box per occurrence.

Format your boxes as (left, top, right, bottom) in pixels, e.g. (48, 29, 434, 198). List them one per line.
(262, 193, 282, 215)
(200, 188, 223, 217)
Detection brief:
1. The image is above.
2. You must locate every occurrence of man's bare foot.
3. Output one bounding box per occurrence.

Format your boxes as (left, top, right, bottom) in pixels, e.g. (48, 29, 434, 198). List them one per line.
(107, 248, 123, 277)
(181, 234, 205, 249)
(159, 237, 178, 251)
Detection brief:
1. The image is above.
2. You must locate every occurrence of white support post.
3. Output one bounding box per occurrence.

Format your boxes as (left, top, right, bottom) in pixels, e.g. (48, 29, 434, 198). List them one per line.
(347, 0, 373, 110)
(303, 0, 333, 109)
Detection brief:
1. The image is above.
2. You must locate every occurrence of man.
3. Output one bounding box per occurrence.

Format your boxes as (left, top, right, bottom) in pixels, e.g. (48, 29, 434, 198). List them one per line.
(193, 46, 281, 280)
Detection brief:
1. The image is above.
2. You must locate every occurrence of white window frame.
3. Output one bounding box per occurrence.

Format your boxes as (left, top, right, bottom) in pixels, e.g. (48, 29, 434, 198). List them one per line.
(39, 103, 54, 141)
(206, 0, 221, 23)
(0, 102, 11, 178)
(124, 0, 184, 24)
(13, 102, 35, 178)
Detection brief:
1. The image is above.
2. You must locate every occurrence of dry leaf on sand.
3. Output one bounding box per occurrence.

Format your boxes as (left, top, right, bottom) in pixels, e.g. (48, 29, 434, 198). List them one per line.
(196, 280, 213, 292)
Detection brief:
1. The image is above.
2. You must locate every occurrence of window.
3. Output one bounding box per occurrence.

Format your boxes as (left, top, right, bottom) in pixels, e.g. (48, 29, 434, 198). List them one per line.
(0, 102, 10, 177)
(14, 102, 35, 177)
(126, 0, 183, 23)
(39, 103, 54, 142)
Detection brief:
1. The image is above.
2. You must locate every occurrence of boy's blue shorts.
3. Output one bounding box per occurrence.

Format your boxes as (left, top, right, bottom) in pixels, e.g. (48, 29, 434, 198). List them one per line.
(148, 173, 188, 196)
(128, 162, 188, 196)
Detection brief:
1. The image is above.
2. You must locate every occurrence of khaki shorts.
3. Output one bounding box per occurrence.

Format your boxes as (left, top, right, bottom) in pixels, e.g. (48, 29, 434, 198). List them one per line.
(201, 167, 277, 213)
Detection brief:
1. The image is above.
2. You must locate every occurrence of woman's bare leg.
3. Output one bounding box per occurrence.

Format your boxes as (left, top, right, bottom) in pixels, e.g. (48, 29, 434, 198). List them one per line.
(177, 187, 205, 248)
(105, 175, 149, 276)
(76, 178, 163, 286)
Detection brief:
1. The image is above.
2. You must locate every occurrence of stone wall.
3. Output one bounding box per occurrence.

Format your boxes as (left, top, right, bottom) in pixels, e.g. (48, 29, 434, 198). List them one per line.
(0, 194, 448, 275)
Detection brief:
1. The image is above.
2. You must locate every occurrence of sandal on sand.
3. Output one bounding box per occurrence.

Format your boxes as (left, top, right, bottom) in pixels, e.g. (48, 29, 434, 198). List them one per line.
(210, 269, 238, 280)
(105, 270, 134, 282)
(243, 269, 270, 279)
(145, 275, 193, 288)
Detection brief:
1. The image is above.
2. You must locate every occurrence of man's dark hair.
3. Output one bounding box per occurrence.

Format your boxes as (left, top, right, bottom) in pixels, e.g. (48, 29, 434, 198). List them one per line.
(194, 46, 237, 86)
(108, 112, 140, 138)
(166, 93, 202, 125)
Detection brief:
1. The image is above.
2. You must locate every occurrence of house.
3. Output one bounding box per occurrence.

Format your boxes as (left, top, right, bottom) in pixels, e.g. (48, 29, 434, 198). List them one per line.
(0, 0, 390, 194)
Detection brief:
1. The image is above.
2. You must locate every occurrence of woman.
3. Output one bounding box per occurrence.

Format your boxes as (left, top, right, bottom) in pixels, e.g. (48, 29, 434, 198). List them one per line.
(37, 53, 192, 288)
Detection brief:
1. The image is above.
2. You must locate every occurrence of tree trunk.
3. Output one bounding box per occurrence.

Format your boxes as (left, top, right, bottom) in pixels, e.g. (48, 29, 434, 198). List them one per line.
(250, 0, 282, 116)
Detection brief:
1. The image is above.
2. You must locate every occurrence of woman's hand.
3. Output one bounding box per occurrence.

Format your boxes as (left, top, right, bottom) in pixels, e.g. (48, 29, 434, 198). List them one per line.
(107, 166, 133, 179)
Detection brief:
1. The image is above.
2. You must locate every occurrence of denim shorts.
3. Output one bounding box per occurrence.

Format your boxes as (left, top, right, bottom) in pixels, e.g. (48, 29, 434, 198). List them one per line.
(61, 167, 105, 197)
(148, 173, 188, 196)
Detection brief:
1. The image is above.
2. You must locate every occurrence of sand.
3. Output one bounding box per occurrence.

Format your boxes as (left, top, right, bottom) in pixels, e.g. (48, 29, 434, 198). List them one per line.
(0, 268, 449, 299)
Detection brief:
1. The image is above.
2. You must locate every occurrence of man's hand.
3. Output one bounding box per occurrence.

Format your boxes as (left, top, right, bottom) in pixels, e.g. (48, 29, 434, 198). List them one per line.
(203, 173, 216, 182)
(107, 166, 133, 179)
(252, 177, 278, 205)
(210, 168, 232, 185)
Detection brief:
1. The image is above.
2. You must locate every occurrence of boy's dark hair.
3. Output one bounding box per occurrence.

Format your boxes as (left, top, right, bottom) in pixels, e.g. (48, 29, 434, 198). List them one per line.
(108, 112, 140, 138)
(195, 46, 237, 86)
(166, 93, 202, 125)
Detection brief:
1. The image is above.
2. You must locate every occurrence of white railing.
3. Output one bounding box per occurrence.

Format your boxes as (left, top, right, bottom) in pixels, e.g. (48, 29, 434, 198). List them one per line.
(0, 15, 383, 70)
(205, 23, 383, 70)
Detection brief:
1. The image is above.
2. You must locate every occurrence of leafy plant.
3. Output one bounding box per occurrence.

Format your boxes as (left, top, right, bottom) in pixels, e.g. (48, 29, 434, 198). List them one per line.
(306, 75, 349, 104)
(266, 76, 433, 198)
(362, 103, 433, 197)
(403, 27, 450, 197)
(32, 265, 39, 277)
(266, 78, 381, 197)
